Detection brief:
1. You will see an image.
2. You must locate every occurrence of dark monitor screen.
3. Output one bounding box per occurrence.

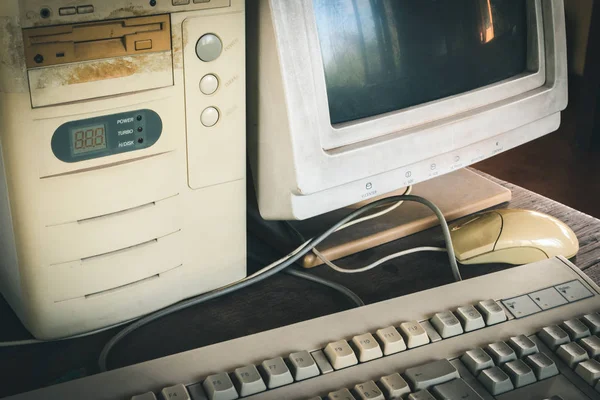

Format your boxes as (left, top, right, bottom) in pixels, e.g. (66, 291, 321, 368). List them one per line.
(314, 0, 529, 125)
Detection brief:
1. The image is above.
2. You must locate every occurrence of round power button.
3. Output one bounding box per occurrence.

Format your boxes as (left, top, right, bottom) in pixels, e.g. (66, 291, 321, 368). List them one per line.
(201, 107, 220, 127)
(196, 34, 223, 62)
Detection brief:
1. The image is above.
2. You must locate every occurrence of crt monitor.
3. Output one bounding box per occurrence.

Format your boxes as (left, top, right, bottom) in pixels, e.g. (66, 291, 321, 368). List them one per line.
(248, 0, 567, 220)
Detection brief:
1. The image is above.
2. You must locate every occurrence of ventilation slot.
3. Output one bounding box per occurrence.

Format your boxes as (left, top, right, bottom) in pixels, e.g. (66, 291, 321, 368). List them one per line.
(80, 238, 159, 263)
(77, 201, 157, 224)
(83, 265, 181, 300)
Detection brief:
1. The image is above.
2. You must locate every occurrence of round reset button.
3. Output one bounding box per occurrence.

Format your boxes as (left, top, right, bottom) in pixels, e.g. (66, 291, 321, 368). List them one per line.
(200, 74, 219, 95)
(201, 107, 220, 127)
(196, 34, 223, 62)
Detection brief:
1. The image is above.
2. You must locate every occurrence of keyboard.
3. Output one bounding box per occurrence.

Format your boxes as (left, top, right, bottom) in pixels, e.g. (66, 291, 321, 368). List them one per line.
(6, 256, 600, 400)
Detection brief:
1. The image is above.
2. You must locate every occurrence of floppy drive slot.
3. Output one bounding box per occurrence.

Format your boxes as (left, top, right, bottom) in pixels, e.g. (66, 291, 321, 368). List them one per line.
(23, 15, 171, 68)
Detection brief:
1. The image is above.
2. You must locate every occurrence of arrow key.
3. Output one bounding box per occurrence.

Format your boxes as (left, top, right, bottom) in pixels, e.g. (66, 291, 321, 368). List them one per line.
(432, 378, 483, 400)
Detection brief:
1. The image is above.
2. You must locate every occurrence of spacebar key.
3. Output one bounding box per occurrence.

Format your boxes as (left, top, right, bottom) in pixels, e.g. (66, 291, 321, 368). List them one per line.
(405, 359, 460, 391)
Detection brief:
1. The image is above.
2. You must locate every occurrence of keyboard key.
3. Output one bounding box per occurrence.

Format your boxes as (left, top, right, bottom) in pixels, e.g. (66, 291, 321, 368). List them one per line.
(486, 342, 517, 365)
(352, 333, 383, 362)
(575, 359, 600, 386)
(561, 319, 591, 340)
(582, 313, 600, 334)
(311, 350, 334, 374)
(556, 342, 590, 368)
(399, 321, 430, 348)
(131, 393, 157, 400)
(503, 359, 537, 388)
(379, 373, 410, 399)
(328, 388, 356, 400)
(455, 305, 485, 332)
(375, 326, 407, 355)
(324, 340, 358, 370)
(260, 357, 294, 388)
(404, 359, 460, 390)
(430, 311, 464, 339)
(478, 366, 514, 395)
(162, 384, 191, 400)
(407, 390, 436, 400)
(232, 365, 266, 396)
(538, 325, 571, 350)
(580, 335, 600, 359)
(508, 335, 539, 358)
(288, 351, 320, 381)
(477, 300, 507, 325)
(432, 378, 483, 400)
(203, 373, 238, 400)
(461, 348, 494, 375)
(525, 353, 559, 380)
(354, 381, 385, 400)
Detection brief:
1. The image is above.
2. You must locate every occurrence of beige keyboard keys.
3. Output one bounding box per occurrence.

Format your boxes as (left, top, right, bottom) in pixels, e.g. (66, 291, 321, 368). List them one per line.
(538, 325, 571, 350)
(354, 380, 385, 400)
(561, 319, 591, 341)
(486, 342, 517, 365)
(328, 388, 357, 400)
(582, 313, 600, 334)
(525, 353, 559, 380)
(477, 300, 507, 326)
(575, 359, 600, 386)
(461, 348, 494, 375)
(456, 305, 485, 332)
(352, 333, 383, 362)
(260, 357, 293, 389)
(399, 321, 430, 348)
(288, 351, 320, 381)
(430, 311, 464, 338)
(508, 335, 539, 358)
(324, 340, 358, 370)
(161, 384, 191, 400)
(203, 373, 239, 400)
(478, 366, 514, 395)
(580, 335, 600, 358)
(375, 326, 407, 355)
(556, 342, 590, 368)
(379, 373, 410, 398)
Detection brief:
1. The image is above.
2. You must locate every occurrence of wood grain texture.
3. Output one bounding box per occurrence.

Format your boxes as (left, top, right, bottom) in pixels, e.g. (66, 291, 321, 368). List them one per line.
(0, 170, 599, 398)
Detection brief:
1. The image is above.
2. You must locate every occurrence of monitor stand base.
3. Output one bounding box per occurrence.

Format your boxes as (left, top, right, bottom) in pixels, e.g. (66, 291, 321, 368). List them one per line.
(292, 168, 512, 269)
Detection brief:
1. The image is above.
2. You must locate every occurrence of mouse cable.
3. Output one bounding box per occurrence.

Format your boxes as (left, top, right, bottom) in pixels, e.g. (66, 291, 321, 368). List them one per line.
(98, 194, 460, 372)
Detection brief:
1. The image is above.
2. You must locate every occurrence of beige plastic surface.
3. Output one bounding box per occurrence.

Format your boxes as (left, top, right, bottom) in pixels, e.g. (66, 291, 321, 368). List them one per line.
(183, 12, 246, 189)
(28, 51, 175, 107)
(4, 257, 599, 400)
(451, 209, 580, 265)
(0, 0, 247, 339)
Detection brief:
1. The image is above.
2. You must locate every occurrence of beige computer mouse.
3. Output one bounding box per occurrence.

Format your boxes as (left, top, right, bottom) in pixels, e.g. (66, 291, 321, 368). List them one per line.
(449, 209, 579, 265)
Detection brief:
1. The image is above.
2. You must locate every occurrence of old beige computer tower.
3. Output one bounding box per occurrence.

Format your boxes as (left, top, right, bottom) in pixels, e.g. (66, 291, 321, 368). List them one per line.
(0, 0, 246, 339)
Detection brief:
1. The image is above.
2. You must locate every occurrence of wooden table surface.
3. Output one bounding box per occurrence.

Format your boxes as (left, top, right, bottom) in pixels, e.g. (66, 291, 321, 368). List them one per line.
(1, 172, 600, 398)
